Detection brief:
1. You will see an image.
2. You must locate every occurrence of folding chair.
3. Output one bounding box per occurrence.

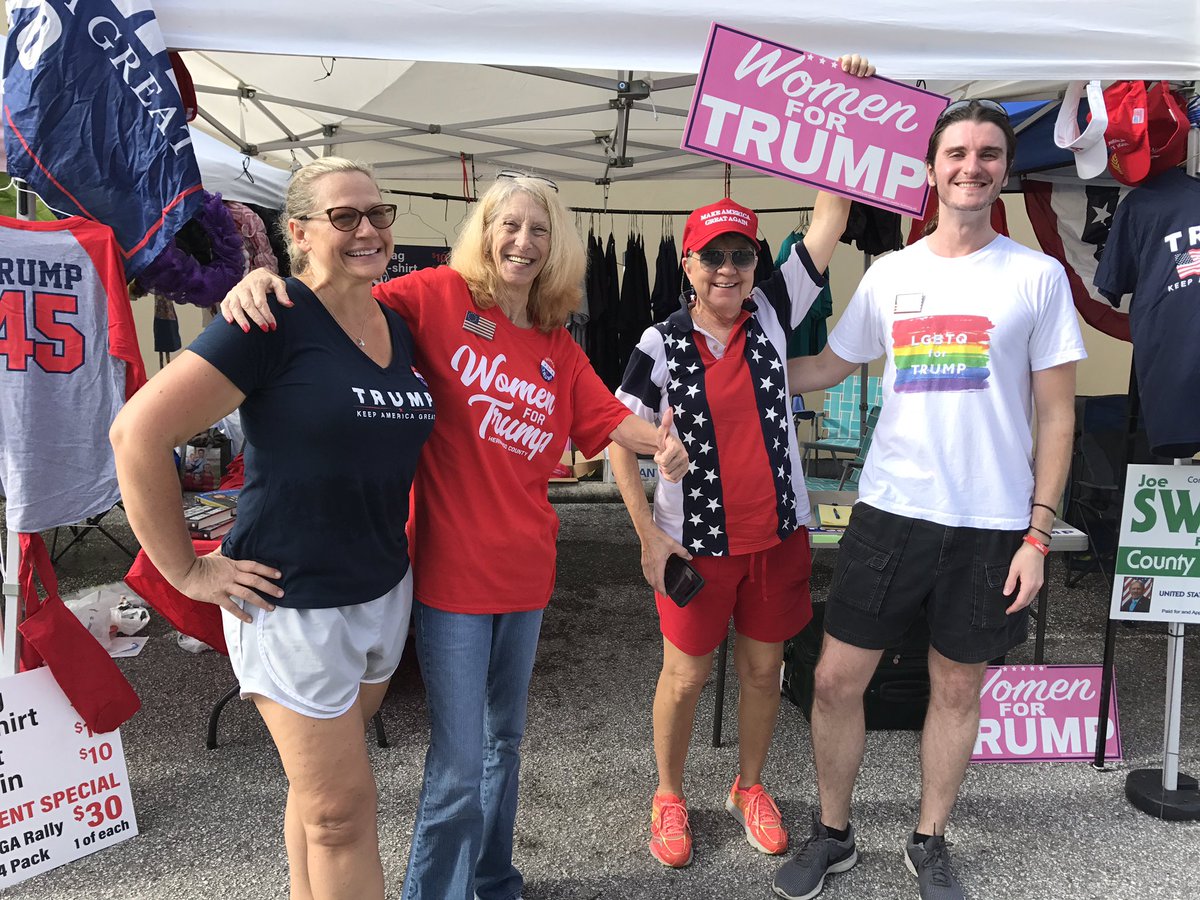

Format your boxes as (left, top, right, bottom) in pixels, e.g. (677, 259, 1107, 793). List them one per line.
(1061, 394, 1161, 587)
(805, 405, 881, 491)
(49, 502, 138, 564)
(801, 374, 881, 478)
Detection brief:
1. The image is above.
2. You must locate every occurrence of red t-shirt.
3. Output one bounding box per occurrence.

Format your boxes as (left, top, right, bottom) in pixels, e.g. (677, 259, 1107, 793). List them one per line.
(693, 313, 785, 554)
(374, 267, 631, 613)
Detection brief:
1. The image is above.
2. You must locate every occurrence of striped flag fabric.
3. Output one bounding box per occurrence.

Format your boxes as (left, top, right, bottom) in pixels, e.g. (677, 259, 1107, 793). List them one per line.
(1120, 577, 1153, 611)
(1022, 176, 1132, 342)
(1175, 249, 1200, 280)
(462, 310, 496, 340)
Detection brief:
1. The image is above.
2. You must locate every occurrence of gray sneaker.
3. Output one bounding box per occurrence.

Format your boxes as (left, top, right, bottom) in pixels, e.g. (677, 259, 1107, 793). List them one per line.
(904, 834, 965, 900)
(772, 816, 858, 900)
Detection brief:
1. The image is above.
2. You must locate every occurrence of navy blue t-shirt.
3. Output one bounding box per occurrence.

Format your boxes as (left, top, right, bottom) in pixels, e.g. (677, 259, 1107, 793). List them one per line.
(1094, 168, 1200, 458)
(187, 278, 435, 608)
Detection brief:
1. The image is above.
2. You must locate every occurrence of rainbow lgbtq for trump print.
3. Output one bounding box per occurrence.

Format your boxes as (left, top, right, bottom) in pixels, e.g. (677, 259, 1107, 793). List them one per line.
(892, 315, 993, 393)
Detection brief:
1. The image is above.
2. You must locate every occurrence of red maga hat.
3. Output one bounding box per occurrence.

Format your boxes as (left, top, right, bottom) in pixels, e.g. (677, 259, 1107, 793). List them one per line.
(1104, 81, 1188, 186)
(681, 198, 760, 259)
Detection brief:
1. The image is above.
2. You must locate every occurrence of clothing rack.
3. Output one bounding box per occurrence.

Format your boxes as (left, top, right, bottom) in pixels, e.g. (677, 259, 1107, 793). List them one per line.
(567, 204, 813, 216)
(380, 187, 814, 219)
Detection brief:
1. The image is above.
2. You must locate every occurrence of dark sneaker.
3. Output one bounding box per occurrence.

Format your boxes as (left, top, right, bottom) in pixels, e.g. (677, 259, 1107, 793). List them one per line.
(904, 834, 965, 900)
(772, 816, 858, 900)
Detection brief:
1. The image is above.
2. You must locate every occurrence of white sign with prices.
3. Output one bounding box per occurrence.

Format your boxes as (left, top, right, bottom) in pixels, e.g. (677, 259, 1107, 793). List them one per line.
(1110, 464, 1200, 623)
(0, 668, 137, 888)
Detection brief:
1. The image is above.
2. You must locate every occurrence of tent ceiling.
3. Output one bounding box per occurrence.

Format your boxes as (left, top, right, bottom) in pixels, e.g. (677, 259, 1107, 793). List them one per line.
(161, 2, 1200, 185)
(157, 2, 1200, 80)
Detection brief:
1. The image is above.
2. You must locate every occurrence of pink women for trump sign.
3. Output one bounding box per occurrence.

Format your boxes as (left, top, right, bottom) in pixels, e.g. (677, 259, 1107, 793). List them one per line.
(681, 24, 949, 216)
(972, 665, 1122, 764)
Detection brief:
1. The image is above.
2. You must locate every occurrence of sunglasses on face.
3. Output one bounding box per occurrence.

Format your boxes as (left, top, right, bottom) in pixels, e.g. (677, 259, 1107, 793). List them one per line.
(299, 204, 398, 232)
(496, 169, 560, 193)
(936, 98, 1009, 123)
(689, 248, 758, 271)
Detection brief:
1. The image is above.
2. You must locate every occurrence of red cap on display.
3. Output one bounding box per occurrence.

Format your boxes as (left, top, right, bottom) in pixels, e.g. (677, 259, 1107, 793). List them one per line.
(1103, 81, 1189, 187)
(681, 198, 760, 259)
(1143, 82, 1189, 179)
(1103, 81, 1150, 186)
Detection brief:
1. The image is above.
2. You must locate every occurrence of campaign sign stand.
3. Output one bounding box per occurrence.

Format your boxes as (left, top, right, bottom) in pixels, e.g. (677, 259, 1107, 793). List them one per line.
(0, 668, 138, 888)
(1111, 463, 1200, 821)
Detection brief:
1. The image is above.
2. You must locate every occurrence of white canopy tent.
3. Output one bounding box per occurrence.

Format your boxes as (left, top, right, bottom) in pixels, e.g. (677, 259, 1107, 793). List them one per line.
(154, 1, 1200, 186)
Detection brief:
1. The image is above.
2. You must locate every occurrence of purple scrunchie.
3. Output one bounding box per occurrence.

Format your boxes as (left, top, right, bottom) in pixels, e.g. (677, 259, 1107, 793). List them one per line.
(137, 191, 246, 307)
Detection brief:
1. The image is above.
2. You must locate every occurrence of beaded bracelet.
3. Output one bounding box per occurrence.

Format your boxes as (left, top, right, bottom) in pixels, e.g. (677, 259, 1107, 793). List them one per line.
(1023, 534, 1050, 556)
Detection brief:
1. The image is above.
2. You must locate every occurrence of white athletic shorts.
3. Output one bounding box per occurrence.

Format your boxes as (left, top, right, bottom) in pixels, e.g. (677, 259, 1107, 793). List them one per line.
(221, 568, 413, 718)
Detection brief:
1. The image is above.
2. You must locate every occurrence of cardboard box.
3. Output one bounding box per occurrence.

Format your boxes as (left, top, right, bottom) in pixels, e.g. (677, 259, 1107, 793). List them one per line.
(548, 450, 605, 483)
(571, 450, 605, 479)
(601, 449, 659, 484)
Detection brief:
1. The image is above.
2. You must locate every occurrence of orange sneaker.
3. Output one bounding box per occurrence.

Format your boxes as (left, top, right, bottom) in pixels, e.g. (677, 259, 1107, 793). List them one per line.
(725, 776, 788, 855)
(649, 791, 693, 867)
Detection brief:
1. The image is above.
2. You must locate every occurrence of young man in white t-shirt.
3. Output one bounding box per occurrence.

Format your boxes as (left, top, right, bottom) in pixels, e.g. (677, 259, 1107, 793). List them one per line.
(773, 100, 1085, 900)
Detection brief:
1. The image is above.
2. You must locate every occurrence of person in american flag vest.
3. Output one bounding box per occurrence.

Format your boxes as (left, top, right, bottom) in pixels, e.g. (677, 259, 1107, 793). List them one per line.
(610, 53, 876, 874)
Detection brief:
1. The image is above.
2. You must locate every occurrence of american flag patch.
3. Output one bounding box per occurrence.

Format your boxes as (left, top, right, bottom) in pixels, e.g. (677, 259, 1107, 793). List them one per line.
(463, 310, 496, 340)
(1175, 249, 1200, 280)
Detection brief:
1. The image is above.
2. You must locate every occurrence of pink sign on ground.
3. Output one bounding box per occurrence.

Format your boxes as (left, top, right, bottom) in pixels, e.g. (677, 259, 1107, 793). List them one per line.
(972, 665, 1122, 763)
(681, 24, 949, 216)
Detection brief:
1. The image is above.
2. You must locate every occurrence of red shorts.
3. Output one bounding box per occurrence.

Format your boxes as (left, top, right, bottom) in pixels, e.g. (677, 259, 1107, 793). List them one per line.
(655, 527, 813, 657)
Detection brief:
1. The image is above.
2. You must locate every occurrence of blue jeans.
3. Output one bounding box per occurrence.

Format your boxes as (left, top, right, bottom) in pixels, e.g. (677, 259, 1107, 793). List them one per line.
(401, 601, 543, 900)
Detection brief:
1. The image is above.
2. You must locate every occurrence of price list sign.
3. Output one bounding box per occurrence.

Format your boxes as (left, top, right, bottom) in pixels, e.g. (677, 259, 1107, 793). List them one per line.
(0, 668, 137, 888)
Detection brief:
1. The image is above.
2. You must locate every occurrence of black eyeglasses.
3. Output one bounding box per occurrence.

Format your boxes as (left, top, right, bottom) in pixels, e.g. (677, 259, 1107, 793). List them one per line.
(937, 98, 1009, 123)
(299, 204, 398, 232)
(496, 169, 559, 193)
(689, 248, 758, 271)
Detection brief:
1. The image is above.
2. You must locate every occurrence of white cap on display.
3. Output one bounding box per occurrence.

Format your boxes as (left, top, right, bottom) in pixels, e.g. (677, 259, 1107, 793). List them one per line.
(1054, 80, 1109, 179)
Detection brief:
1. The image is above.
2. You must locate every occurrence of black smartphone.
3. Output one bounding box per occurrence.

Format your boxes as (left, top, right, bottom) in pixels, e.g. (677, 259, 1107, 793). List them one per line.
(663, 554, 705, 607)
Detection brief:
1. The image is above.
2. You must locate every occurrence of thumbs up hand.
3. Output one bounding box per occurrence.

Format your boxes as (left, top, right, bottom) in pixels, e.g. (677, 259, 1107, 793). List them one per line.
(653, 406, 689, 483)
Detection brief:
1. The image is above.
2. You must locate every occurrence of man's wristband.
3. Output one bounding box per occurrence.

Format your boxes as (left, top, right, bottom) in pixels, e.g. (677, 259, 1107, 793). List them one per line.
(1031, 502, 1057, 517)
(1023, 534, 1050, 556)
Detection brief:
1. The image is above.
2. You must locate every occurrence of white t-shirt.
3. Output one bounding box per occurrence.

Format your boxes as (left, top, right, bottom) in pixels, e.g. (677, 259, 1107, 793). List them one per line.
(828, 234, 1086, 529)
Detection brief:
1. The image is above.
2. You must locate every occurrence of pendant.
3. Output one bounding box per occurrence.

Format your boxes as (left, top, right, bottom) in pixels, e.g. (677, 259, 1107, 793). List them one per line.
(356, 338, 366, 347)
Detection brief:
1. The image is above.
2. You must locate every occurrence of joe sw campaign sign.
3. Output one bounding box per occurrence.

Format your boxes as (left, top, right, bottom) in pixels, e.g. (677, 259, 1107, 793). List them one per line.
(682, 24, 949, 217)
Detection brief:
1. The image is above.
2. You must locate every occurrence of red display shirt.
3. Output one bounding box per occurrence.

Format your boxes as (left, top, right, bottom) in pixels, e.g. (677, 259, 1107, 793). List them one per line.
(375, 266, 631, 613)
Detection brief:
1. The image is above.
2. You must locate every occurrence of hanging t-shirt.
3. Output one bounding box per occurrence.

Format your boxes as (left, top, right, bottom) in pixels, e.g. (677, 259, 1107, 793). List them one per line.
(617, 233, 651, 376)
(0, 216, 145, 532)
(1093, 168, 1200, 458)
(617, 241, 824, 555)
(188, 279, 435, 609)
(829, 235, 1087, 529)
(594, 233, 623, 388)
(776, 231, 833, 358)
(375, 266, 631, 613)
(584, 230, 606, 365)
(650, 235, 682, 323)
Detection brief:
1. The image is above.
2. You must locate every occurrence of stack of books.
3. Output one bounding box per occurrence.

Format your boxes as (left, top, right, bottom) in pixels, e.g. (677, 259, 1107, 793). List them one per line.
(184, 490, 239, 540)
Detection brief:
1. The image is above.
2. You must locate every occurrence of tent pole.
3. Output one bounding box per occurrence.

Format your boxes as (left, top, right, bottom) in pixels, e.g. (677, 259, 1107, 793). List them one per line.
(1092, 357, 1139, 767)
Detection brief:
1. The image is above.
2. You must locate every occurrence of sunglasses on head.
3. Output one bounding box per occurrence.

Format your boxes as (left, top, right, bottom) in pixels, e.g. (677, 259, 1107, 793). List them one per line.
(689, 248, 758, 271)
(299, 204, 398, 232)
(496, 169, 559, 193)
(936, 98, 1009, 123)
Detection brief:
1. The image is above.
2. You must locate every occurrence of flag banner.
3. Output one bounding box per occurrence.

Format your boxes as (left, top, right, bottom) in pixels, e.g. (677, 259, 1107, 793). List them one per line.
(1022, 176, 1132, 341)
(3, 0, 203, 277)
